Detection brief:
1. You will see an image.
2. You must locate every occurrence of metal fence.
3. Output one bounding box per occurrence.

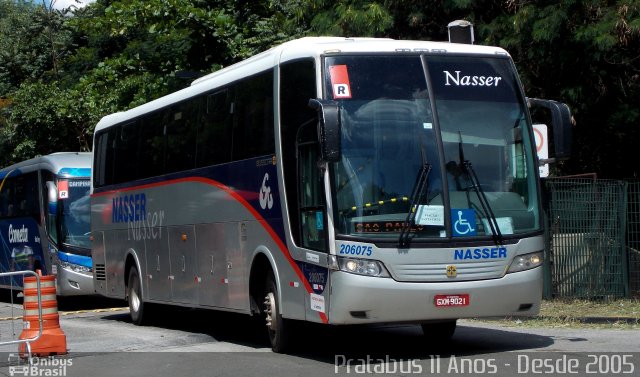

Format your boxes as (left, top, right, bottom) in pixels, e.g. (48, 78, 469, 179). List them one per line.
(0, 270, 43, 362)
(625, 181, 640, 297)
(543, 178, 640, 299)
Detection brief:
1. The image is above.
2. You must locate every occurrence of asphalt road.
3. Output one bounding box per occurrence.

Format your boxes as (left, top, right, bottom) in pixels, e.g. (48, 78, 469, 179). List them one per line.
(1, 295, 639, 377)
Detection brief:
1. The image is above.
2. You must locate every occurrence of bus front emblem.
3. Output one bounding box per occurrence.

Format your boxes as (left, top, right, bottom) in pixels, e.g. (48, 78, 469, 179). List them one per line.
(446, 265, 457, 278)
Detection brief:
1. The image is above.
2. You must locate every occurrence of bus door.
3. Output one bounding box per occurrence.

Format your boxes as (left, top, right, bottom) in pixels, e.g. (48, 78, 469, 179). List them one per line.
(296, 119, 330, 319)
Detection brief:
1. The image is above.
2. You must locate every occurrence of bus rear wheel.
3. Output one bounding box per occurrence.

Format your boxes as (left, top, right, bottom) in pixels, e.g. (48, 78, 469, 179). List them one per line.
(128, 266, 147, 325)
(263, 271, 291, 353)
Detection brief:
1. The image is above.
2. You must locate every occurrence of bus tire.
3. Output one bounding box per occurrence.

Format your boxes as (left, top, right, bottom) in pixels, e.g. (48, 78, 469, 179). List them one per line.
(421, 319, 457, 341)
(128, 266, 147, 325)
(264, 271, 291, 353)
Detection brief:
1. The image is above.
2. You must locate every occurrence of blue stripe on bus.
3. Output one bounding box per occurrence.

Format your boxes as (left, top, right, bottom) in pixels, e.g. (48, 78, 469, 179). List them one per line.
(58, 168, 91, 178)
(93, 156, 284, 239)
(0, 168, 22, 180)
(57, 251, 92, 268)
(92, 157, 329, 323)
(92, 159, 265, 195)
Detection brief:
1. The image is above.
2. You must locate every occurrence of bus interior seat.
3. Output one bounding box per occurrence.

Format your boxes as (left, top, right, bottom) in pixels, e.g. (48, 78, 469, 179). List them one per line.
(375, 106, 421, 201)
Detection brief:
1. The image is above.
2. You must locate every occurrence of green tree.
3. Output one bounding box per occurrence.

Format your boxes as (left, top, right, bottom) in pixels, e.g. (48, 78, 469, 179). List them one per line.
(294, 0, 393, 36)
(305, 0, 640, 178)
(478, 1, 640, 177)
(3, 0, 295, 165)
(0, 0, 75, 164)
(2, 0, 639, 179)
(1, 1, 50, 94)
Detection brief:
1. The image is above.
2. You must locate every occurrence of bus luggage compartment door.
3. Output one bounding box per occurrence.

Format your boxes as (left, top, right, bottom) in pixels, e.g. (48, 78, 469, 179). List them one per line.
(168, 225, 197, 304)
(145, 231, 171, 302)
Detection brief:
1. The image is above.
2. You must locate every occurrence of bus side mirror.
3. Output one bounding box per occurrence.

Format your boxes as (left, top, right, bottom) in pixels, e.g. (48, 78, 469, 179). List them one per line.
(527, 98, 572, 160)
(308, 99, 341, 163)
(46, 181, 58, 215)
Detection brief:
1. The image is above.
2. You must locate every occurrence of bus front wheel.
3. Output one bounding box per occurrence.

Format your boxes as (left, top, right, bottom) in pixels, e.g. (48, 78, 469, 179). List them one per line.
(128, 267, 147, 325)
(264, 271, 291, 353)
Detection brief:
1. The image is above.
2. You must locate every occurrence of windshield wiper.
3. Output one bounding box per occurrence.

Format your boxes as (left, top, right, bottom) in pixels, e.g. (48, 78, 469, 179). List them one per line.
(399, 125, 433, 247)
(457, 132, 503, 244)
(399, 162, 431, 247)
(462, 160, 503, 244)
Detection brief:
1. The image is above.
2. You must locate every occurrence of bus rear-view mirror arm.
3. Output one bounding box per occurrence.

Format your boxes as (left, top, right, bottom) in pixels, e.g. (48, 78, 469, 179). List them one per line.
(527, 98, 573, 160)
(308, 99, 341, 163)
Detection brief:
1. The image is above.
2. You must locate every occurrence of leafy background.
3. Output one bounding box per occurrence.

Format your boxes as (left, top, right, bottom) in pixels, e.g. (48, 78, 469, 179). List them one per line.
(0, 0, 638, 178)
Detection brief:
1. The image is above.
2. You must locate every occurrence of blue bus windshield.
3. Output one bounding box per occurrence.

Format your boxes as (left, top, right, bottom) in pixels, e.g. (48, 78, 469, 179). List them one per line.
(60, 179, 91, 249)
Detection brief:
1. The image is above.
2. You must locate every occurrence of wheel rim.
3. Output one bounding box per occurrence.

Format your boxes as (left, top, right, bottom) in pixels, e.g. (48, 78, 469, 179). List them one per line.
(130, 277, 140, 312)
(264, 291, 277, 334)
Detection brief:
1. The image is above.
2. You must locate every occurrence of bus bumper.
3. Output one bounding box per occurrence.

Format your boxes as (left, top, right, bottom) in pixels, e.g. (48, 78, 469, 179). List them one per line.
(56, 267, 94, 296)
(328, 267, 542, 324)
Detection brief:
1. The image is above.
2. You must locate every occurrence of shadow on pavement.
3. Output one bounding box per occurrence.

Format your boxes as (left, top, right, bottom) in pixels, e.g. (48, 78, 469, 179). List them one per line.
(99, 304, 554, 361)
(56, 296, 126, 312)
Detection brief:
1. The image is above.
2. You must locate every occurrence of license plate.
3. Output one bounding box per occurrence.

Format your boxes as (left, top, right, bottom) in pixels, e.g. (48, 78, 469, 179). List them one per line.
(434, 294, 470, 307)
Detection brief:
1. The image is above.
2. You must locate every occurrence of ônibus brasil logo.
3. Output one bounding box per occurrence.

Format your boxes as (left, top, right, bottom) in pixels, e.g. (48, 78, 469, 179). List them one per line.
(7, 354, 72, 376)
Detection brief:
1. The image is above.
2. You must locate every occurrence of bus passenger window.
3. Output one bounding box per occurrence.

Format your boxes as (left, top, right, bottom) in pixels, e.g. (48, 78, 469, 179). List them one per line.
(165, 101, 198, 173)
(197, 90, 233, 167)
(231, 71, 275, 160)
(114, 121, 141, 183)
(138, 113, 165, 179)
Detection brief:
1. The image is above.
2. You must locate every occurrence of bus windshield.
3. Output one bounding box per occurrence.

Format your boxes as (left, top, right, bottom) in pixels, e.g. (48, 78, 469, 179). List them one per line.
(60, 179, 91, 249)
(326, 54, 539, 240)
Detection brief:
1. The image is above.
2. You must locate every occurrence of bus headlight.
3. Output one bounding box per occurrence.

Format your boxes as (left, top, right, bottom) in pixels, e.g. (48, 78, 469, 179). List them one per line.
(60, 261, 93, 275)
(337, 257, 390, 277)
(507, 252, 543, 273)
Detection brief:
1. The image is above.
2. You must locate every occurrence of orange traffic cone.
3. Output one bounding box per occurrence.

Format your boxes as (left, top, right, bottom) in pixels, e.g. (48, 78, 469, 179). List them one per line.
(18, 273, 67, 356)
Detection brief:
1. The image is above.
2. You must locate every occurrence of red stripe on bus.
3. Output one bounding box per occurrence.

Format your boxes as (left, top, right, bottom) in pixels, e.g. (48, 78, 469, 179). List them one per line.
(92, 177, 329, 324)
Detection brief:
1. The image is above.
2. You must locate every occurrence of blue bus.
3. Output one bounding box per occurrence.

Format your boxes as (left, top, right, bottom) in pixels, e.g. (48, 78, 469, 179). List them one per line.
(0, 152, 93, 296)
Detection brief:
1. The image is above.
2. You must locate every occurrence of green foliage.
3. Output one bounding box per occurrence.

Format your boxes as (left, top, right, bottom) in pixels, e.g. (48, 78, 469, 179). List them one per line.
(0, 0, 76, 163)
(0, 0, 71, 93)
(0, 0, 638, 178)
(0, 0, 297, 165)
(6, 81, 67, 161)
(302, 0, 394, 36)
(479, 0, 640, 177)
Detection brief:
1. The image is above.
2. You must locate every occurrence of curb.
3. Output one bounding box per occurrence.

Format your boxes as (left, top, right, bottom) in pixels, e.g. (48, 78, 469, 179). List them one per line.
(538, 316, 640, 325)
(482, 316, 640, 325)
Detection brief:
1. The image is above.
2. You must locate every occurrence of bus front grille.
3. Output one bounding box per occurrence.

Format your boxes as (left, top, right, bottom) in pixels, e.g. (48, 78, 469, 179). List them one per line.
(391, 261, 507, 282)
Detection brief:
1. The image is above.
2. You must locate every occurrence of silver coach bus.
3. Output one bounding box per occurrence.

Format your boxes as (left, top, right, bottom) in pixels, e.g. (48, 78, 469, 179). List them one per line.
(91, 36, 571, 352)
(0, 152, 93, 296)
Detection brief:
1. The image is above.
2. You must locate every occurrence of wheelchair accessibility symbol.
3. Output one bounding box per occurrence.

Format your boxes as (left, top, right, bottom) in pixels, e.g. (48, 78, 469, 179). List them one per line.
(452, 209, 477, 237)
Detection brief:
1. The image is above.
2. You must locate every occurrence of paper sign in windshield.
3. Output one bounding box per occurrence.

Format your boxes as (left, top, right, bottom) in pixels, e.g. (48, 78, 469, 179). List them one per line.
(329, 65, 352, 99)
(416, 205, 444, 226)
(482, 217, 514, 235)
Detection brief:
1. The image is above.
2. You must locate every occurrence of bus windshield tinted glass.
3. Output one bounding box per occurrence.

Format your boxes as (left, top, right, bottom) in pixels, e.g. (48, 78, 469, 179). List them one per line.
(326, 55, 445, 239)
(60, 179, 91, 249)
(325, 54, 539, 240)
(427, 55, 539, 237)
